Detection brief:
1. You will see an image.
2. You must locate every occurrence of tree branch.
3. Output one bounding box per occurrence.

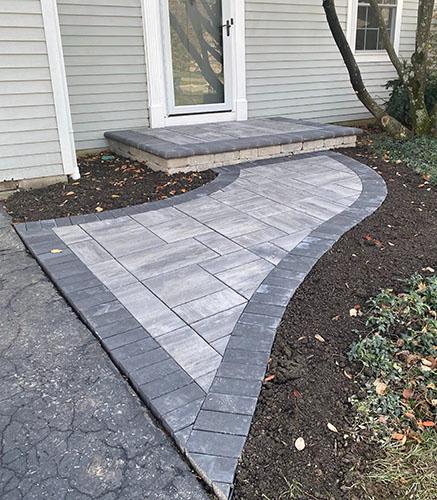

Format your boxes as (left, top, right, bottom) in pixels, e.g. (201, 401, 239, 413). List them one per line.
(322, 0, 410, 137)
(367, 0, 405, 81)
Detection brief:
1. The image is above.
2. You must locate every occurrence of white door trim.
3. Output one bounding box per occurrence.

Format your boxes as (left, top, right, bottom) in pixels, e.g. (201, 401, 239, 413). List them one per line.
(40, 0, 79, 179)
(142, 0, 247, 128)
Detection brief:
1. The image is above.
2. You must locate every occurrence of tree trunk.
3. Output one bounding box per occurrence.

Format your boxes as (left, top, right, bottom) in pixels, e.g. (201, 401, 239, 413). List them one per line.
(409, 0, 435, 134)
(323, 0, 410, 138)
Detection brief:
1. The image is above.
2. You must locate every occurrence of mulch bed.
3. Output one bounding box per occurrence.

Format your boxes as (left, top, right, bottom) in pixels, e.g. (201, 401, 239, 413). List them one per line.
(3, 152, 216, 223)
(234, 140, 437, 499)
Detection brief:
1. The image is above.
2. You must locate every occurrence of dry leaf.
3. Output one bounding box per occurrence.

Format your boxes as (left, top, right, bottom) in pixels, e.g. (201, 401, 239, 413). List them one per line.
(264, 374, 275, 383)
(66, 191, 75, 196)
(419, 421, 435, 427)
(392, 432, 407, 444)
(294, 437, 305, 451)
(50, 249, 63, 254)
(327, 422, 338, 433)
(423, 266, 435, 273)
(421, 358, 432, 367)
(343, 370, 353, 380)
(374, 379, 387, 396)
(314, 334, 325, 343)
(402, 388, 413, 399)
(95, 207, 104, 213)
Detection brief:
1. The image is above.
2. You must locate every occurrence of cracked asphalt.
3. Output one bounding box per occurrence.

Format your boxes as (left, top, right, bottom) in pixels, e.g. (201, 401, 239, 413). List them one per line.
(0, 209, 208, 500)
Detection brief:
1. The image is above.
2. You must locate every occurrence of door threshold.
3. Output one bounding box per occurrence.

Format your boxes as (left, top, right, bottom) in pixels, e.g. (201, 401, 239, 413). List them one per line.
(159, 111, 237, 128)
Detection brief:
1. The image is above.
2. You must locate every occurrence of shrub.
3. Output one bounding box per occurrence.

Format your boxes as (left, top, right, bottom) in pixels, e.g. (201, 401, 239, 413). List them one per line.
(385, 70, 437, 129)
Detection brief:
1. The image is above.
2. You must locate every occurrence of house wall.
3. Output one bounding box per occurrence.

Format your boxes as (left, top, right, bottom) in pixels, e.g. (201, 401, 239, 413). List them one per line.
(0, 0, 65, 183)
(56, 0, 149, 151)
(245, 0, 418, 123)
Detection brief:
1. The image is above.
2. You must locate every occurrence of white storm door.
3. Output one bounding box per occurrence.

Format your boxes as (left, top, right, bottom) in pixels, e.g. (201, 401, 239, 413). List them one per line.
(162, 0, 234, 115)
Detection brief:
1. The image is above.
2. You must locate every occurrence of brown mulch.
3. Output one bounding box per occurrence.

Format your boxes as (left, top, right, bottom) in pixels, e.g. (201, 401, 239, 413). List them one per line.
(3, 152, 216, 223)
(234, 140, 437, 499)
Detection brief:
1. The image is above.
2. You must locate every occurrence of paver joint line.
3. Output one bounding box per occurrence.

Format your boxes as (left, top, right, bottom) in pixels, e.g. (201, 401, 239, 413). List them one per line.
(15, 151, 386, 500)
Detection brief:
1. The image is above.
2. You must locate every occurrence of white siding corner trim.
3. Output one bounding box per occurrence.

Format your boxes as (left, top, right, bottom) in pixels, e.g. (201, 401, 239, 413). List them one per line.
(41, 0, 79, 179)
(142, 0, 247, 127)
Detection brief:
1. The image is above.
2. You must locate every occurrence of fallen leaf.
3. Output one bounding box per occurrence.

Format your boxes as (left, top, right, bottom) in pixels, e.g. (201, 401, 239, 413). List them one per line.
(419, 421, 435, 427)
(314, 334, 325, 343)
(392, 432, 407, 444)
(421, 358, 432, 367)
(332, 315, 341, 321)
(422, 266, 435, 273)
(327, 422, 338, 433)
(291, 389, 302, 398)
(402, 388, 413, 399)
(95, 207, 104, 213)
(349, 308, 358, 317)
(65, 191, 75, 196)
(111, 194, 120, 199)
(294, 437, 305, 451)
(343, 370, 353, 380)
(264, 374, 275, 383)
(374, 379, 387, 396)
(417, 282, 427, 293)
(50, 249, 63, 254)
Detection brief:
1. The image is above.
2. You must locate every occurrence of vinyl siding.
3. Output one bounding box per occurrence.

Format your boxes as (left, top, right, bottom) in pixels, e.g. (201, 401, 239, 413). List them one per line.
(245, 0, 418, 123)
(57, 0, 149, 150)
(0, 0, 64, 182)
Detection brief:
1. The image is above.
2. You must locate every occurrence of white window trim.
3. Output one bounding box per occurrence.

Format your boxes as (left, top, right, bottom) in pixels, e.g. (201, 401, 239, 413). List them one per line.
(40, 0, 79, 180)
(346, 0, 404, 63)
(141, 0, 247, 128)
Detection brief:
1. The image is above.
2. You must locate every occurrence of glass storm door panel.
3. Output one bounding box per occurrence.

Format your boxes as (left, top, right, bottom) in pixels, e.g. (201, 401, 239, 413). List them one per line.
(163, 0, 233, 115)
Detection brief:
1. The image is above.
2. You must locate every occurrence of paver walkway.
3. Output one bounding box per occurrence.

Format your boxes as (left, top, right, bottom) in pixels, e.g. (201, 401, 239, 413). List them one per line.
(0, 210, 208, 500)
(15, 152, 386, 499)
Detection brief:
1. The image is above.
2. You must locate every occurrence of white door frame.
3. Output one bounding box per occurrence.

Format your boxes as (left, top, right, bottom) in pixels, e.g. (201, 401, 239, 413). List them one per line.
(141, 0, 247, 128)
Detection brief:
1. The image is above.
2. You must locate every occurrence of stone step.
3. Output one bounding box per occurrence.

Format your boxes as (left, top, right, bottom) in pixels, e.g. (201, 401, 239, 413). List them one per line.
(105, 117, 361, 174)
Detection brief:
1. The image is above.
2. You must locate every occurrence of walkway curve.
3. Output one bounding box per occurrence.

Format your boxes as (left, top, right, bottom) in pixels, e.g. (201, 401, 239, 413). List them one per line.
(16, 151, 387, 499)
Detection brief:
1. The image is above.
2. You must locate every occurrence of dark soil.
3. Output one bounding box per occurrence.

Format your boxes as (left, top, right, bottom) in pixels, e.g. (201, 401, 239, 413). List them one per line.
(234, 139, 437, 499)
(3, 151, 216, 223)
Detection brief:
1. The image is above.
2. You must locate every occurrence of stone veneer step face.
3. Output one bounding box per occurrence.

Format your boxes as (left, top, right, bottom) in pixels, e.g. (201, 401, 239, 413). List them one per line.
(105, 117, 360, 173)
(16, 152, 387, 500)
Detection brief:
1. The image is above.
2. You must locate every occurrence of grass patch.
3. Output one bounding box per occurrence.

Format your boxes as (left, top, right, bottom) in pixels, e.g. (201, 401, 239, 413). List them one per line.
(364, 431, 437, 500)
(372, 135, 437, 185)
(349, 273, 436, 498)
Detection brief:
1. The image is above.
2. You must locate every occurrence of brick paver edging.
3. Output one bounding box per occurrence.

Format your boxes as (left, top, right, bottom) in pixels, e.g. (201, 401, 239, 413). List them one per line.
(14, 152, 386, 500)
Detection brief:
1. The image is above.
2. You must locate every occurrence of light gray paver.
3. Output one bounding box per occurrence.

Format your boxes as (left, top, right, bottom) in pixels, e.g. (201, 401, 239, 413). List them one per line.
(18, 151, 387, 500)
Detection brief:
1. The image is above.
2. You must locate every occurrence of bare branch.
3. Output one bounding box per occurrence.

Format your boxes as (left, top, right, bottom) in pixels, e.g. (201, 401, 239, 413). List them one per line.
(322, 0, 410, 137)
(367, 0, 404, 81)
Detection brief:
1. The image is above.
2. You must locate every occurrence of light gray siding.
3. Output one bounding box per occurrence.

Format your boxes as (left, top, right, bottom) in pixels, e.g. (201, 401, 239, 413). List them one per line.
(57, 0, 149, 151)
(245, 0, 417, 123)
(0, 0, 64, 182)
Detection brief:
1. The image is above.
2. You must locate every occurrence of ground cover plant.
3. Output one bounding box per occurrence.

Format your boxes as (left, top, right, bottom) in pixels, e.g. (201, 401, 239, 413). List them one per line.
(349, 274, 436, 499)
(234, 134, 437, 500)
(373, 134, 437, 185)
(3, 151, 216, 222)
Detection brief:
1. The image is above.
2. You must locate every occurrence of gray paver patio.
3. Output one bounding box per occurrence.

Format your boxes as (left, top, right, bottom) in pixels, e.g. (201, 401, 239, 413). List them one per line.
(15, 151, 387, 499)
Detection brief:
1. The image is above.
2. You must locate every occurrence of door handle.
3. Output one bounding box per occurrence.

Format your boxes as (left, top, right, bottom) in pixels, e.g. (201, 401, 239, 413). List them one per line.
(221, 18, 234, 36)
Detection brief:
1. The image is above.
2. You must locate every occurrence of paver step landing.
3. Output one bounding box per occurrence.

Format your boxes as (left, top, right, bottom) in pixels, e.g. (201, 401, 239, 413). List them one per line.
(104, 117, 361, 174)
(16, 152, 386, 500)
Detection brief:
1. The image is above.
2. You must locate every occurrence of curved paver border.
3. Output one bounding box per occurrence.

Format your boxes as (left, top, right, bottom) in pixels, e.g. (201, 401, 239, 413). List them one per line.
(14, 152, 387, 500)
